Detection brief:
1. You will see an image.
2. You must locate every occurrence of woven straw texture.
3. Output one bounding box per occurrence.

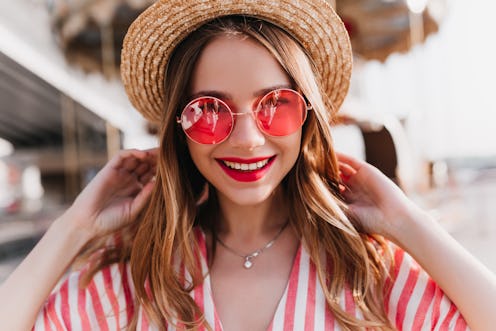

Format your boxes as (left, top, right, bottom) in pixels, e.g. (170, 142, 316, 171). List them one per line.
(121, 0, 352, 123)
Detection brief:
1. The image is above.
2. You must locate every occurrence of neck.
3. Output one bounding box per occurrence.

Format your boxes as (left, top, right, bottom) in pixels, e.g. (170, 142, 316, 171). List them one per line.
(215, 186, 288, 242)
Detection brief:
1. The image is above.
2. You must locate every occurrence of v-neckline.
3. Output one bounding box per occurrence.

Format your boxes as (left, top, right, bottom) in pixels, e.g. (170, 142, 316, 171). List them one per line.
(196, 228, 303, 331)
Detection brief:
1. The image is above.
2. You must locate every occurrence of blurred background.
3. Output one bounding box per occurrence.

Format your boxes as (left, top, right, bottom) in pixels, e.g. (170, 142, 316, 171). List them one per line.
(1, 0, 495, 281)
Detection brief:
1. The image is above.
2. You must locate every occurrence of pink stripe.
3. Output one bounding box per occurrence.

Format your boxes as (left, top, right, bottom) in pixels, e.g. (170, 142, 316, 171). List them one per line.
(384, 248, 405, 313)
(174, 262, 187, 330)
(395, 265, 420, 329)
(103, 267, 121, 329)
(344, 286, 355, 315)
(197, 228, 221, 330)
(324, 256, 335, 331)
(192, 230, 206, 330)
(88, 281, 110, 331)
(411, 278, 436, 330)
(304, 261, 316, 331)
(194, 283, 205, 330)
(196, 228, 208, 262)
(77, 284, 91, 330)
(46, 295, 64, 330)
(120, 264, 135, 322)
(43, 309, 53, 331)
(439, 303, 458, 330)
(430, 286, 444, 328)
(282, 247, 302, 330)
(214, 309, 222, 331)
(454, 313, 468, 331)
(392, 248, 405, 279)
(59, 281, 71, 330)
(140, 308, 150, 331)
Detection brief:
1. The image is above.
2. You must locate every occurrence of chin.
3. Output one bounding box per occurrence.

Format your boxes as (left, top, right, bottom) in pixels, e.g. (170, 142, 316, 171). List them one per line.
(217, 185, 276, 207)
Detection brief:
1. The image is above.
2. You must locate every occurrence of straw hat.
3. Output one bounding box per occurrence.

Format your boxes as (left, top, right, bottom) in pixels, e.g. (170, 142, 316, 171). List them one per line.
(121, 0, 352, 124)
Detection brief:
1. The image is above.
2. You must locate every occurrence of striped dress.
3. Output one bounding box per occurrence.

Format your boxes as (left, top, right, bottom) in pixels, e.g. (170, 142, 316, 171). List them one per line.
(33, 229, 469, 330)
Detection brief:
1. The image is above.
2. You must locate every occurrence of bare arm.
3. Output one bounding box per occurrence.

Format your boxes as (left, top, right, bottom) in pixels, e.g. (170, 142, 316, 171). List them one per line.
(0, 149, 157, 331)
(337, 152, 496, 331)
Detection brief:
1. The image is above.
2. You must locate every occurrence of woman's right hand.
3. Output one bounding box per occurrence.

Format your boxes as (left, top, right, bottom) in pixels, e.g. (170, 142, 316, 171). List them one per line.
(0, 149, 157, 331)
(63, 148, 157, 239)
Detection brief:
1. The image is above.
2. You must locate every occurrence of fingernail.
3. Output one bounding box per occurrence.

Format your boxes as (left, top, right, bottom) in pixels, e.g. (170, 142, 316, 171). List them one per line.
(340, 173, 350, 182)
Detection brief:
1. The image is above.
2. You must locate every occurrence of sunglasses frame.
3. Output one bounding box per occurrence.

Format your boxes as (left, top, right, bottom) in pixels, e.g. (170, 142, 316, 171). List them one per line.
(177, 88, 312, 145)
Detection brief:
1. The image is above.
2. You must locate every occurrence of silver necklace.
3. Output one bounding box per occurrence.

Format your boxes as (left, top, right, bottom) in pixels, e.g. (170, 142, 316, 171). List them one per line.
(216, 221, 289, 269)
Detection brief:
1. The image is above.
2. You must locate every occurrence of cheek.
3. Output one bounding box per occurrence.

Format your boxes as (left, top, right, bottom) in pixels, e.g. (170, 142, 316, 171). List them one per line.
(186, 141, 207, 171)
(279, 131, 303, 167)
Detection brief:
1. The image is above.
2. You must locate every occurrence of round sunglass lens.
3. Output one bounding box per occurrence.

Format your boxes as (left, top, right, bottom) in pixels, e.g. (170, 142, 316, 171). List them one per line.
(256, 89, 307, 136)
(181, 97, 233, 144)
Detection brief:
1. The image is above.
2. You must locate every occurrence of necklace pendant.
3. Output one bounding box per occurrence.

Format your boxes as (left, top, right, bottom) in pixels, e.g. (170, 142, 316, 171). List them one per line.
(243, 257, 253, 269)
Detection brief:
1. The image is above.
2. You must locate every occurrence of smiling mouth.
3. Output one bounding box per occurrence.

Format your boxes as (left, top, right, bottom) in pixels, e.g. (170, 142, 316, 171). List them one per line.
(216, 156, 276, 182)
(217, 156, 276, 171)
(222, 158, 270, 171)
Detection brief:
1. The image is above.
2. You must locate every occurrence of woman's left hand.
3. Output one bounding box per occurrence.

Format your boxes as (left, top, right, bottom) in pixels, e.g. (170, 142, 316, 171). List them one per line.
(336, 152, 421, 241)
(337, 152, 496, 331)
(65, 148, 158, 238)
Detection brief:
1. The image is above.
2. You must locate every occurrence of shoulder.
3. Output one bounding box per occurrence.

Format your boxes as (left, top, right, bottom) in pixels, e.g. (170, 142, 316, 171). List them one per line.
(33, 262, 136, 330)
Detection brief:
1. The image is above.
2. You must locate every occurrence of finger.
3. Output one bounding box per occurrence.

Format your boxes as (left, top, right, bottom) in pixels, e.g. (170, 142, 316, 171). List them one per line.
(121, 148, 158, 173)
(140, 148, 158, 167)
(111, 149, 147, 169)
(338, 162, 356, 182)
(122, 156, 141, 172)
(134, 162, 150, 177)
(335, 152, 367, 171)
(114, 178, 143, 198)
(143, 147, 159, 156)
(139, 171, 156, 185)
(132, 149, 158, 174)
(130, 181, 155, 219)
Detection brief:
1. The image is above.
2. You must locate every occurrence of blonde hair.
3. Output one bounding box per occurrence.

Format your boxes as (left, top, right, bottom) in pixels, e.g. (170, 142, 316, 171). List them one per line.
(79, 16, 395, 330)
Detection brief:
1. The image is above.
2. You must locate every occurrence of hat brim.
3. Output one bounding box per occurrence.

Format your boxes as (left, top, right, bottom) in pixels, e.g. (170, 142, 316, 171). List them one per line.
(121, 0, 352, 123)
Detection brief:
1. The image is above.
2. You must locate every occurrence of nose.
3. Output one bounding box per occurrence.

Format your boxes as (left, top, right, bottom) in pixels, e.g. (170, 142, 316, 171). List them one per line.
(228, 109, 265, 150)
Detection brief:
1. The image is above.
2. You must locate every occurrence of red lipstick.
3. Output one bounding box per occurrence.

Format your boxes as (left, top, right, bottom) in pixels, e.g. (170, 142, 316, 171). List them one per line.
(216, 156, 275, 182)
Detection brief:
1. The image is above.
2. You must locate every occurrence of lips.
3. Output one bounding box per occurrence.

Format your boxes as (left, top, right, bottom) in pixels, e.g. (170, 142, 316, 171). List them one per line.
(216, 156, 276, 182)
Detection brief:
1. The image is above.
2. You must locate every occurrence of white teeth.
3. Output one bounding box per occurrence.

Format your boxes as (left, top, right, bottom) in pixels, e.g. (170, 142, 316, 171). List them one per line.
(223, 158, 270, 171)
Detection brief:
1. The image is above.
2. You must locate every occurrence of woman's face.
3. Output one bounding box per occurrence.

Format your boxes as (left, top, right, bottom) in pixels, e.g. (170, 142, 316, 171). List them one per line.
(186, 35, 302, 206)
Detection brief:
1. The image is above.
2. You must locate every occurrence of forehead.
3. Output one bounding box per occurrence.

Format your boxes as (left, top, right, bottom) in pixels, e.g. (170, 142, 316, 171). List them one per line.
(190, 35, 291, 96)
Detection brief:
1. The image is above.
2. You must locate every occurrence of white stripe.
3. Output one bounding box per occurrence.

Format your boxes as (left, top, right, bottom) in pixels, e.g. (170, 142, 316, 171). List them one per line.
(67, 272, 83, 329)
(47, 313, 56, 330)
(271, 282, 289, 331)
(354, 295, 364, 320)
(203, 275, 217, 330)
(450, 311, 462, 329)
(33, 308, 45, 330)
(110, 264, 129, 328)
(49, 275, 65, 328)
(85, 280, 99, 329)
(293, 248, 309, 330)
(433, 295, 453, 331)
(94, 269, 118, 330)
(197, 244, 218, 331)
(314, 260, 327, 330)
(422, 297, 434, 330)
(338, 287, 346, 312)
(387, 252, 412, 324)
(136, 305, 160, 331)
(401, 268, 428, 330)
(136, 305, 145, 330)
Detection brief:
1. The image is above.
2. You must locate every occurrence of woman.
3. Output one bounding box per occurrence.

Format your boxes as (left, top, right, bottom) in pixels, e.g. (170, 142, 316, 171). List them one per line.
(1, 0, 495, 330)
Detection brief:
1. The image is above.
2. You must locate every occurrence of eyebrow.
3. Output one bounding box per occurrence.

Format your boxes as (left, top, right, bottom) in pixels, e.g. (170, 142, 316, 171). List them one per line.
(188, 84, 293, 101)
